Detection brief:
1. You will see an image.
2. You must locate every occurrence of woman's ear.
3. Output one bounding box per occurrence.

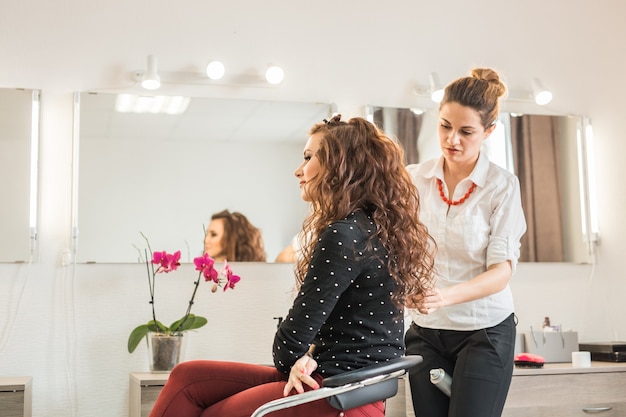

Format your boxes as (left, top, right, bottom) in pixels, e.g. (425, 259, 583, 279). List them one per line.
(484, 123, 497, 139)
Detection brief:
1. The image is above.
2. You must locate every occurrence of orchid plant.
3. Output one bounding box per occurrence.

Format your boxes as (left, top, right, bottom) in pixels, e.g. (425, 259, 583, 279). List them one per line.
(127, 235, 241, 353)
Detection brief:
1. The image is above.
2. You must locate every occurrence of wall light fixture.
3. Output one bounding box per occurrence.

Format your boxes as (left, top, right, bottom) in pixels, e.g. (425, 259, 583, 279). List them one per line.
(29, 89, 40, 256)
(141, 54, 161, 90)
(206, 60, 225, 80)
(416, 74, 554, 107)
(532, 78, 553, 105)
(507, 78, 554, 106)
(429, 73, 445, 103)
(413, 72, 445, 104)
(577, 117, 599, 246)
(265, 65, 285, 85)
(133, 56, 284, 89)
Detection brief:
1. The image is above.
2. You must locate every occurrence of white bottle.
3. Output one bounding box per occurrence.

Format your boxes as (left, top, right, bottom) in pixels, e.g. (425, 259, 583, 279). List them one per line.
(429, 368, 452, 397)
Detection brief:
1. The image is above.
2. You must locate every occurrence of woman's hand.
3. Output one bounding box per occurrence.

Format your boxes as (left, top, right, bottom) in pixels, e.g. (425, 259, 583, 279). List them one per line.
(407, 262, 512, 313)
(283, 355, 319, 396)
(408, 288, 445, 314)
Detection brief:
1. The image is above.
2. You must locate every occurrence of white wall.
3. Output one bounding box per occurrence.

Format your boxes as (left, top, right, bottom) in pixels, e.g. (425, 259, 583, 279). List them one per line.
(1, 1, 625, 416)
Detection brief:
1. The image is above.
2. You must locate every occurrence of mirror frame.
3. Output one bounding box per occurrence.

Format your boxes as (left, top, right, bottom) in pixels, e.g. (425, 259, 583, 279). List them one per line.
(0, 88, 40, 263)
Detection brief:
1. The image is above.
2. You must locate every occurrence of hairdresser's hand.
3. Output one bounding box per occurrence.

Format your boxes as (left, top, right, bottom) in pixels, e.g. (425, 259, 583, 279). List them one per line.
(283, 355, 319, 396)
(409, 288, 445, 314)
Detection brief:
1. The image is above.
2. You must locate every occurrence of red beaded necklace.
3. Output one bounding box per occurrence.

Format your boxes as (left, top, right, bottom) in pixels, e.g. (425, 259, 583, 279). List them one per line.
(437, 178, 477, 206)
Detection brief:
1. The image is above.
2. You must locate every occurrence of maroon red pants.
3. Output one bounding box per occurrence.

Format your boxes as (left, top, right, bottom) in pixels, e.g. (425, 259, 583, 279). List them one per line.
(148, 360, 385, 417)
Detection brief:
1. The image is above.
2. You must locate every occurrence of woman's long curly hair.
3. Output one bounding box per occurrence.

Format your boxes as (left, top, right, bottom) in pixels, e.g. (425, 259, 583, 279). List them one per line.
(211, 210, 266, 262)
(295, 115, 435, 307)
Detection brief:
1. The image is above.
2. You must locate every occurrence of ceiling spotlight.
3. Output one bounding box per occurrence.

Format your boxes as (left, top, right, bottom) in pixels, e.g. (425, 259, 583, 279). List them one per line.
(429, 72, 444, 103)
(265, 65, 284, 85)
(206, 60, 225, 80)
(141, 54, 160, 90)
(532, 78, 553, 105)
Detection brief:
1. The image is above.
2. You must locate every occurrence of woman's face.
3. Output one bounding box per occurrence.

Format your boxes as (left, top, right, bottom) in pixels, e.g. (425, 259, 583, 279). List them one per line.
(438, 102, 495, 168)
(294, 132, 322, 202)
(204, 218, 225, 260)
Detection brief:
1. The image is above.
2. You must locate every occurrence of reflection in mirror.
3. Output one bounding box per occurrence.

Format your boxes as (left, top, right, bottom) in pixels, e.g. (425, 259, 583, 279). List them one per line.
(0, 88, 39, 262)
(367, 105, 594, 264)
(74, 92, 331, 263)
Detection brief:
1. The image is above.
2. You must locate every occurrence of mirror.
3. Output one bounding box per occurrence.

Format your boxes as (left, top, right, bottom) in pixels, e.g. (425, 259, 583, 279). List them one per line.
(0, 88, 39, 263)
(74, 92, 332, 263)
(367, 105, 593, 264)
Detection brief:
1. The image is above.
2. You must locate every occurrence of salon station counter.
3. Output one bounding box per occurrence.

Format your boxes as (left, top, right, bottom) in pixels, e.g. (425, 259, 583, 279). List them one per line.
(130, 362, 626, 417)
(503, 361, 626, 417)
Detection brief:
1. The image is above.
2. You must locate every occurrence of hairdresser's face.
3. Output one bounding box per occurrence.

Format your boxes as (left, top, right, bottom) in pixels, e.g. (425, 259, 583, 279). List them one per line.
(204, 219, 225, 260)
(438, 102, 495, 168)
(294, 132, 322, 202)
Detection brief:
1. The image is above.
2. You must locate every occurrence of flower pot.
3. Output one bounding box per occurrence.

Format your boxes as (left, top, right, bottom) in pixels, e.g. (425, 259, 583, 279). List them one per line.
(147, 332, 185, 373)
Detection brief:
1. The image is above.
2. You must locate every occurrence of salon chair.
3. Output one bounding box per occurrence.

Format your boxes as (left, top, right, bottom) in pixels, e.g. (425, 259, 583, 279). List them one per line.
(251, 355, 422, 417)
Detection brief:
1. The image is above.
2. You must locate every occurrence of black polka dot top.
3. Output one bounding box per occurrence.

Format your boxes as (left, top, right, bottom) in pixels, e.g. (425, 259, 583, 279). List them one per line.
(272, 209, 405, 377)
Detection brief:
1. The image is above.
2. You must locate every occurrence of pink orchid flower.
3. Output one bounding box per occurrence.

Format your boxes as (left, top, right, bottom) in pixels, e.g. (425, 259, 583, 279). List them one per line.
(223, 260, 241, 291)
(194, 253, 219, 283)
(130, 233, 243, 354)
(152, 250, 181, 273)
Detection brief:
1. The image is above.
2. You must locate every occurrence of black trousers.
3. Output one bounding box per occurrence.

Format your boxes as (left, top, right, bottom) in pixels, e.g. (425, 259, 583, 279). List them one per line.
(405, 313, 516, 417)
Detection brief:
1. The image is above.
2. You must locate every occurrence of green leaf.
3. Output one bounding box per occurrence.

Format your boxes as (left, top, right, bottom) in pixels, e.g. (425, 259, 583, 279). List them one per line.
(184, 315, 208, 331)
(147, 320, 168, 333)
(169, 314, 208, 333)
(127, 324, 151, 353)
(128, 320, 170, 353)
(129, 317, 208, 353)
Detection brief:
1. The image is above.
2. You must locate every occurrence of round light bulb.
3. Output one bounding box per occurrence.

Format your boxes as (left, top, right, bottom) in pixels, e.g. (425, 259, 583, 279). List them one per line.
(431, 88, 444, 103)
(534, 90, 553, 105)
(141, 78, 160, 90)
(265, 66, 284, 85)
(206, 61, 225, 80)
(532, 78, 553, 105)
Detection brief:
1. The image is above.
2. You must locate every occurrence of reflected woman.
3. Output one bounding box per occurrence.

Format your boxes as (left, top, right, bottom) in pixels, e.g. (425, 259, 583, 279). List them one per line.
(274, 234, 299, 263)
(274, 229, 309, 263)
(204, 209, 266, 262)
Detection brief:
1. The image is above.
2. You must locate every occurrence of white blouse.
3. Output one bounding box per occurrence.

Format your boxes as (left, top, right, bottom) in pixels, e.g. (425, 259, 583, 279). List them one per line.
(407, 152, 527, 331)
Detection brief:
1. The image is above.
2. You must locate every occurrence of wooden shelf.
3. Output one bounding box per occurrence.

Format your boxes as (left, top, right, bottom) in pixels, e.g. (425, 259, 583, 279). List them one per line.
(0, 377, 32, 417)
(504, 362, 626, 417)
(129, 372, 170, 417)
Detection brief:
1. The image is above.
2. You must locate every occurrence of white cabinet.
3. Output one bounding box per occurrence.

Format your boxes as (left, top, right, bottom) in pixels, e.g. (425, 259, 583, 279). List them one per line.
(503, 362, 626, 417)
(0, 377, 32, 417)
(129, 373, 169, 417)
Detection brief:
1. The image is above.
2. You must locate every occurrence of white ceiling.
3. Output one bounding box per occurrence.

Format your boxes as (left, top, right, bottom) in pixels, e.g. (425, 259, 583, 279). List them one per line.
(79, 92, 332, 143)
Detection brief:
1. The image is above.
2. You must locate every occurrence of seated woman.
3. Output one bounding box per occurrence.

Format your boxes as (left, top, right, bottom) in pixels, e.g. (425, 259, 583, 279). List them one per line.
(148, 115, 435, 417)
(204, 209, 266, 262)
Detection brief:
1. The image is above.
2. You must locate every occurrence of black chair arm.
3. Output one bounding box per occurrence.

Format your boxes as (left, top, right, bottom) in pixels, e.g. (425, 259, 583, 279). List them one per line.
(323, 355, 423, 387)
(250, 355, 422, 417)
